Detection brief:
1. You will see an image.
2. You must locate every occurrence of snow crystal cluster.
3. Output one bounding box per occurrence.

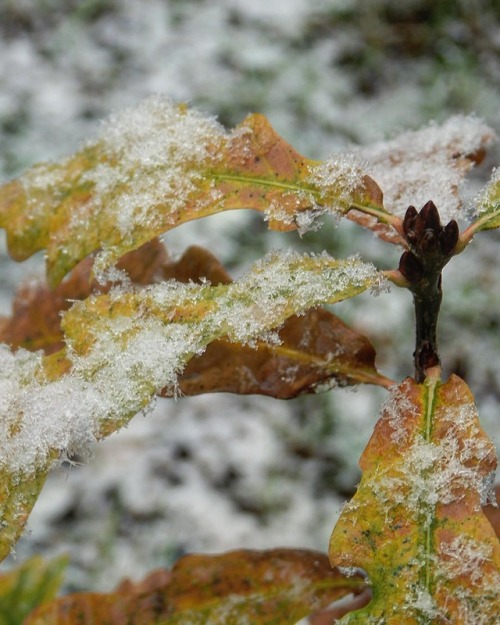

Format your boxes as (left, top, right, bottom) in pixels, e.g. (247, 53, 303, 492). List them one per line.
(474, 166, 500, 218)
(375, 382, 497, 520)
(358, 115, 495, 223)
(78, 97, 227, 276)
(307, 152, 370, 216)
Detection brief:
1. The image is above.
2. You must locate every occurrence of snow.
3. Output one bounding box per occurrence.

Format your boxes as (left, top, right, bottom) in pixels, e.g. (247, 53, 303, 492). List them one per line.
(357, 115, 496, 224)
(474, 166, 500, 218)
(307, 153, 371, 216)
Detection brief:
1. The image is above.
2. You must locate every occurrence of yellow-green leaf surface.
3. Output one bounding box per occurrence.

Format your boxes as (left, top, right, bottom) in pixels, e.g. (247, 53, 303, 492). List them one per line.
(0, 96, 386, 287)
(329, 372, 500, 624)
(25, 549, 366, 625)
(0, 242, 390, 393)
(0, 251, 382, 560)
(0, 554, 67, 625)
(465, 168, 500, 239)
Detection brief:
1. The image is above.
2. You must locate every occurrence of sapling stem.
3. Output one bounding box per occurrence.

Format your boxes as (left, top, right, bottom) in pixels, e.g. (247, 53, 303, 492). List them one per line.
(398, 201, 459, 382)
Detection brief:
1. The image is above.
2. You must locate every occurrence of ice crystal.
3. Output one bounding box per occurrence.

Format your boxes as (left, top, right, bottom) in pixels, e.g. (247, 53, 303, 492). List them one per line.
(74, 96, 228, 272)
(358, 115, 495, 223)
(374, 389, 496, 519)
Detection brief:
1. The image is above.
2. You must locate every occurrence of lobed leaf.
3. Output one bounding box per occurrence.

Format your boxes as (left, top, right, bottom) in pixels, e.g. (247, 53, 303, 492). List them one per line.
(0, 554, 67, 625)
(175, 307, 391, 398)
(0, 97, 386, 287)
(0, 251, 383, 559)
(24, 549, 366, 625)
(1, 241, 389, 395)
(329, 373, 500, 624)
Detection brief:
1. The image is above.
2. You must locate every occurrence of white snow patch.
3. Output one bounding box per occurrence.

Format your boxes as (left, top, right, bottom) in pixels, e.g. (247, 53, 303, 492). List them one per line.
(358, 115, 495, 223)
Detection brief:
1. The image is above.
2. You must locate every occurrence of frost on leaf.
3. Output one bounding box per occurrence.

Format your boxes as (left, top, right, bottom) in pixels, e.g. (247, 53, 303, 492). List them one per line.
(0, 251, 382, 560)
(0, 241, 390, 393)
(24, 549, 367, 625)
(0, 97, 383, 287)
(329, 374, 500, 624)
(469, 167, 500, 234)
(358, 115, 495, 224)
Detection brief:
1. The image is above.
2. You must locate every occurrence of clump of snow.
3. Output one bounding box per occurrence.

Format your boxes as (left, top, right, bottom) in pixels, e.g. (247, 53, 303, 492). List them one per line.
(439, 535, 494, 584)
(357, 115, 496, 223)
(307, 153, 370, 215)
(80, 96, 228, 274)
(0, 345, 99, 472)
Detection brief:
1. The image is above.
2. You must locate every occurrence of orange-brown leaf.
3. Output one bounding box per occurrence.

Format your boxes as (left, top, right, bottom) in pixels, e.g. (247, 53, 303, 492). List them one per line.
(0, 98, 386, 286)
(484, 484, 500, 540)
(329, 373, 500, 623)
(176, 308, 390, 398)
(0, 239, 170, 355)
(25, 549, 366, 625)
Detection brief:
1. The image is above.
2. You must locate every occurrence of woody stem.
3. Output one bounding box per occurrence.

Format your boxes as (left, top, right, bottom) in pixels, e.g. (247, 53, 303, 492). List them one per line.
(412, 272, 442, 383)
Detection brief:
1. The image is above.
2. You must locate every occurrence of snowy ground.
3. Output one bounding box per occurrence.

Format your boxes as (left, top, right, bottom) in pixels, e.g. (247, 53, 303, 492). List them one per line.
(1, 0, 500, 594)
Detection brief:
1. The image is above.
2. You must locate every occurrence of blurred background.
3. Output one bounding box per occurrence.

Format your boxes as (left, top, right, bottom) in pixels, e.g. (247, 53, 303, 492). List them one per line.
(0, 0, 499, 593)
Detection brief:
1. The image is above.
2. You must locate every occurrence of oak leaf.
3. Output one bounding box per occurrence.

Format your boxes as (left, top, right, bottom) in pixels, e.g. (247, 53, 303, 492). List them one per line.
(0, 241, 389, 395)
(0, 97, 387, 287)
(329, 373, 500, 623)
(0, 250, 383, 561)
(24, 549, 367, 625)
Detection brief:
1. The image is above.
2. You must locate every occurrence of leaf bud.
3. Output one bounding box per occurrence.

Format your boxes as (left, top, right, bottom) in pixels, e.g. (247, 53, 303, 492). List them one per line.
(420, 200, 441, 232)
(439, 219, 459, 256)
(398, 250, 424, 283)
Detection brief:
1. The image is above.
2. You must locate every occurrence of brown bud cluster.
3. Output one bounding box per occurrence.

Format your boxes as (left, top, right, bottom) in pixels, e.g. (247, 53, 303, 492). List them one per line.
(399, 201, 459, 284)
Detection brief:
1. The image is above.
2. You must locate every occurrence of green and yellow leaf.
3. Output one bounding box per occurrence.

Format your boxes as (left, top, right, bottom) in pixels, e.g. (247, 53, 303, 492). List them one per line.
(0, 97, 387, 287)
(0, 250, 383, 561)
(329, 372, 500, 623)
(0, 554, 67, 625)
(24, 549, 366, 625)
(462, 168, 500, 243)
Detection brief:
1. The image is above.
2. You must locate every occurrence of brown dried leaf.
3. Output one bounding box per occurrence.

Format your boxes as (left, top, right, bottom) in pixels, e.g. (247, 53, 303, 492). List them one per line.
(25, 549, 367, 625)
(176, 307, 391, 398)
(0, 239, 170, 355)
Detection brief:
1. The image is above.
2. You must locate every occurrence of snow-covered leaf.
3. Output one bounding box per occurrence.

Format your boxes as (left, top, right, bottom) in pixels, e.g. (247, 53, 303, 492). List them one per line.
(0, 251, 382, 559)
(359, 115, 495, 224)
(329, 373, 500, 624)
(0, 97, 385, 287)
(1, 242, 389, 395)
(24, 549, 367, 625)
(467, 167, 500, 235)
